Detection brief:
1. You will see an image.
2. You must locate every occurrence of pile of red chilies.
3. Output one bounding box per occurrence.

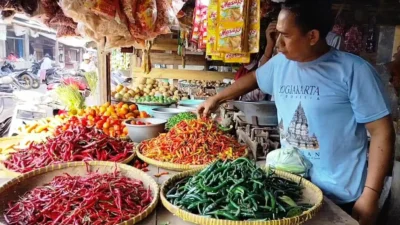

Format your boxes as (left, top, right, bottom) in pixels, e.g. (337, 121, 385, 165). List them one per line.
(3, 125, 134, 173)
(4, 171, 153, 225)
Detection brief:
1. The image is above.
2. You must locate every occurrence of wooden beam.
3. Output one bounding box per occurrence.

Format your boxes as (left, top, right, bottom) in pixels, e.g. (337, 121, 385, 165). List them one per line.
(132, 67, 234, 81)
(150, 52, 206, 66)
(133, 38, 178, 51)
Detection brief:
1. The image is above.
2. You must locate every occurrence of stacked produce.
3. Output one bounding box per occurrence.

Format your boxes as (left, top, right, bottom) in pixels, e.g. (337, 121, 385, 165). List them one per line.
(3, 124, 134, 173)
(18, 114, 69, 136)
(112, 78, 187, 102)
(69, 102, 149, 138)
(165, 112, 197, 130)
(166, 158, 312, 221)
(140, 118, 246, 165)
(4, 170, 153, 224)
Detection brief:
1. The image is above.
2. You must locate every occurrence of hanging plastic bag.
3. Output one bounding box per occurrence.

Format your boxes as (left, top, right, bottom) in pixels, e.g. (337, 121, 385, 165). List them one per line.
(266, 146, 312, 177)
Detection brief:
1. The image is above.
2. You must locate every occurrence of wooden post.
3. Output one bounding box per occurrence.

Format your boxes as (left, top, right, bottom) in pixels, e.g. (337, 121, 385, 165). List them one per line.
(24, 33, 29, 60)
(97, 43, 108, 104)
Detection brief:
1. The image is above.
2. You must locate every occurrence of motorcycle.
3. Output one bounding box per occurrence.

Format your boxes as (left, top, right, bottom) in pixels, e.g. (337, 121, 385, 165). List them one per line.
(1, 61, 39, 90)
(0, 71, 34, 92)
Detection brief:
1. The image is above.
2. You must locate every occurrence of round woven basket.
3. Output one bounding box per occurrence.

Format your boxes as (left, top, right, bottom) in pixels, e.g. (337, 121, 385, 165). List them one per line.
(0, 161, 159, 225)
(0, 136, 136, 176)
(161, 168, 324, 225)
(136, 144, 249, 172)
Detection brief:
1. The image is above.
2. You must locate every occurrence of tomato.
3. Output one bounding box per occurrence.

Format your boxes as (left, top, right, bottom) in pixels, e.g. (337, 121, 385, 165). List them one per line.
(87, 115, 94, 121)
(99, 106, 107, 114)
(89, 109, 96, 116)
(96, 121, 104, 129)
(137, 121, 145, 125)
(104, 111, 111, 117)
(122, 104, 129, 109)
(88, 120, 95, 126)
(125, 113, 135, 119)
(81, 119, 88, 127)
(139, 111, 148, 118)
(113, 125, 120, 131)
(103, 122, 110, 129)
(133, 110, 140, 116)
(117, 102, 124, 108)
(129, 104, 137, 111)
(103, 128, 109, 135)
(123, 127, 129, 134)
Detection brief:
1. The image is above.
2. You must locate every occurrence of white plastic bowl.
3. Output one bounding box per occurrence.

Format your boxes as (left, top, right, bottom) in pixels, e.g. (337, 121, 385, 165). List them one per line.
(152, 108, 188, 120)
(124, 118, 167, 143)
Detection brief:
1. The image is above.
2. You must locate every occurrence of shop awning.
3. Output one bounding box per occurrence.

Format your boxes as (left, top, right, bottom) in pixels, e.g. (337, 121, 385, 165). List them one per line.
(38, 32, 89, 48)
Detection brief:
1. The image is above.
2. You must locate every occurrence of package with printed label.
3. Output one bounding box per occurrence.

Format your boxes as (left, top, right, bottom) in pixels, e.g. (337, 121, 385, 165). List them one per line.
(223, 53, 250, 63)
(206, 0, 219, 56)
(217, 26, 244, 53)
(248, 0, 260, 53)
(248, 25, 259, 53)
(219, 0, 246, 23)
(212, 54, 224, 61)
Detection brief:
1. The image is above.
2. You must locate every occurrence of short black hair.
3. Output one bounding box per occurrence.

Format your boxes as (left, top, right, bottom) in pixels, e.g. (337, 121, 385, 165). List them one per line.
(282, 0, 334, 38)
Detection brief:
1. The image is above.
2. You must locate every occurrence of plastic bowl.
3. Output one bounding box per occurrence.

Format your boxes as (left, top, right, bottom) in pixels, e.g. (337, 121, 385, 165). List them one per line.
(137, 103, 170, 116)
(124, 118, 167, 143)
(152, 108, 188, 120)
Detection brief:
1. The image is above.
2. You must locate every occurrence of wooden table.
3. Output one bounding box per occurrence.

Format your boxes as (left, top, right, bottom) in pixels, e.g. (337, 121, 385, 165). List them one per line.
(0, 165, 359, 225)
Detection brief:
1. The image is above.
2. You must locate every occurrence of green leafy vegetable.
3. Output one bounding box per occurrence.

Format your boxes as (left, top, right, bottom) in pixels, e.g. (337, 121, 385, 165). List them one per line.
(84, 71, 98, 95)
(55, 85, 85, 111)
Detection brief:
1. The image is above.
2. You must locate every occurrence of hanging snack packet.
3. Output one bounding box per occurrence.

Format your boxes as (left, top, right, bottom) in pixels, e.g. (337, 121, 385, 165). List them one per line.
(248, 25, 260, 53)
(134, 0, 157, 39)
(223, 53, 250, 63)
(248, 0, 260, 53)
(217, 26, 244, 53)
(206, 0, 219, 56)
(219, 0, 245, 23)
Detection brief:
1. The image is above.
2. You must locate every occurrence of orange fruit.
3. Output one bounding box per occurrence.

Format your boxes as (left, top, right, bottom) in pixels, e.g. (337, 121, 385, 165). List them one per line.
(103, 122, 110, 129)
(125, 113, 135, 119)
(123, 127, 128, 134)
(117, 102, 124, 108)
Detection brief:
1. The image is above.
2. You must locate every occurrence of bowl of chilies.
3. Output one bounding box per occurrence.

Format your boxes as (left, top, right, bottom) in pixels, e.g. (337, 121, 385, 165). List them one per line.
(161, 158, 324, 225)
(137, 118, 248, 171)
(0, 125, 136, 174)
(0, 161, 159, 225)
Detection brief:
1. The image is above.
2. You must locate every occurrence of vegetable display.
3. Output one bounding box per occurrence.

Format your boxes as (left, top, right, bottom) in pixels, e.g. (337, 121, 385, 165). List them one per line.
(18, 114, 69, 136)
(3, 124, 134, 173)
(140, 118, 246, 165)
(55, 85, 85, 111)
(166, 158, 312, 221)
(165, 112, 197, 130)
(4, 170, 153, 224)
(84, 71, 98, 95)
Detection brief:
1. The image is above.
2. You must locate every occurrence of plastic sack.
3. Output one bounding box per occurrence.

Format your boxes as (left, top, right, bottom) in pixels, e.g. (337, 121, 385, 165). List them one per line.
(266, 147, 312, 177)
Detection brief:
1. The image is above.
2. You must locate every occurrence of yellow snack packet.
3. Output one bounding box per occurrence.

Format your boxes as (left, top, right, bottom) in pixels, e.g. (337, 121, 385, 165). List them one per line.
(206, 0, 219, 56)
(248, 25, 260, 53)
(217, 26, 244, 53)
(249, 0, 260, 25)
(212, 54, 224, 61)
(219, 0, 246, 23)
(223, 53, 250, 63)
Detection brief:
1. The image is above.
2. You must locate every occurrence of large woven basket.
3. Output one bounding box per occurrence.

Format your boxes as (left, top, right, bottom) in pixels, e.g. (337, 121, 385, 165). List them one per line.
(136, 144, 248, 172)
(161, 168, 324, 225)
(0, 161, 159, 225)
(0, 136, 136, 176)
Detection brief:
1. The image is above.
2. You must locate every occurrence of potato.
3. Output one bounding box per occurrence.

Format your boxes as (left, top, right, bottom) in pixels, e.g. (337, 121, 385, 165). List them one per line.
(146, 84, 153, 89)
(143, 88, 150, 94)
(174, 90, 180, 95)
(138, 84, 144, 90)
(163, 92, 170, 97)
(162, 81, 169, 87)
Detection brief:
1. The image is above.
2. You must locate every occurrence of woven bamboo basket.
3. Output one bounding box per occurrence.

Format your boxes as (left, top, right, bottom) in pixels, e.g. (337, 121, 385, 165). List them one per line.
(0, 161, 159, 225)
(136, 144, 249, 172)
(0, 136, 136, 176)
(161, 168, 324, 225)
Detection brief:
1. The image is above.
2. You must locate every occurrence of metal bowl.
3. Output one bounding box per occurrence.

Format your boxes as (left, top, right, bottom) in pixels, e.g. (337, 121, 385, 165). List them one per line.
(152, 108, 188, 120)
(124, 118, 167, 143)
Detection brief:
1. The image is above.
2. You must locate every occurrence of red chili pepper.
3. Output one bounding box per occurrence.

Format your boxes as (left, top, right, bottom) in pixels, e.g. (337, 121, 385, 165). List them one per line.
(4, 170, 152, 224)
(154, 171, 169, 178)
(4, 125, 134, 173)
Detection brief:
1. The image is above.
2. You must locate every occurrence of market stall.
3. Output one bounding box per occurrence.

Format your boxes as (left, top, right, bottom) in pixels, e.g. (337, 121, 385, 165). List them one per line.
(1, 0, 400, 224)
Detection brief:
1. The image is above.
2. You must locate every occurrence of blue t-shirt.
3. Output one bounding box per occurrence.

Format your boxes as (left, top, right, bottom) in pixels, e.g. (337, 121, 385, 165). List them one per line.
(256, 49, 390, 204)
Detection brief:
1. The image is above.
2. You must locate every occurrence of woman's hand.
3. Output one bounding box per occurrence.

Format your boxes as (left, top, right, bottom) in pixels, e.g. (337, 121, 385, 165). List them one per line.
(197, 96, 220, 118)
(266, 21, 278, 45)
(352, 188, 380, 225)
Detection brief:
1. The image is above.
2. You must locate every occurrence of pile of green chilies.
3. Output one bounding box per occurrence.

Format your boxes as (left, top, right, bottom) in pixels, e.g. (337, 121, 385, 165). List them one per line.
(166, 157, 312, 221)
(166, 112, 197, 130)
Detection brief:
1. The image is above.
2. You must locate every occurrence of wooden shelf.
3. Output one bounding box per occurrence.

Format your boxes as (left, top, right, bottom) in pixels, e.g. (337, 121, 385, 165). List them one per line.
(132, 67, 235, 81)
(133, 38, 178, 51)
